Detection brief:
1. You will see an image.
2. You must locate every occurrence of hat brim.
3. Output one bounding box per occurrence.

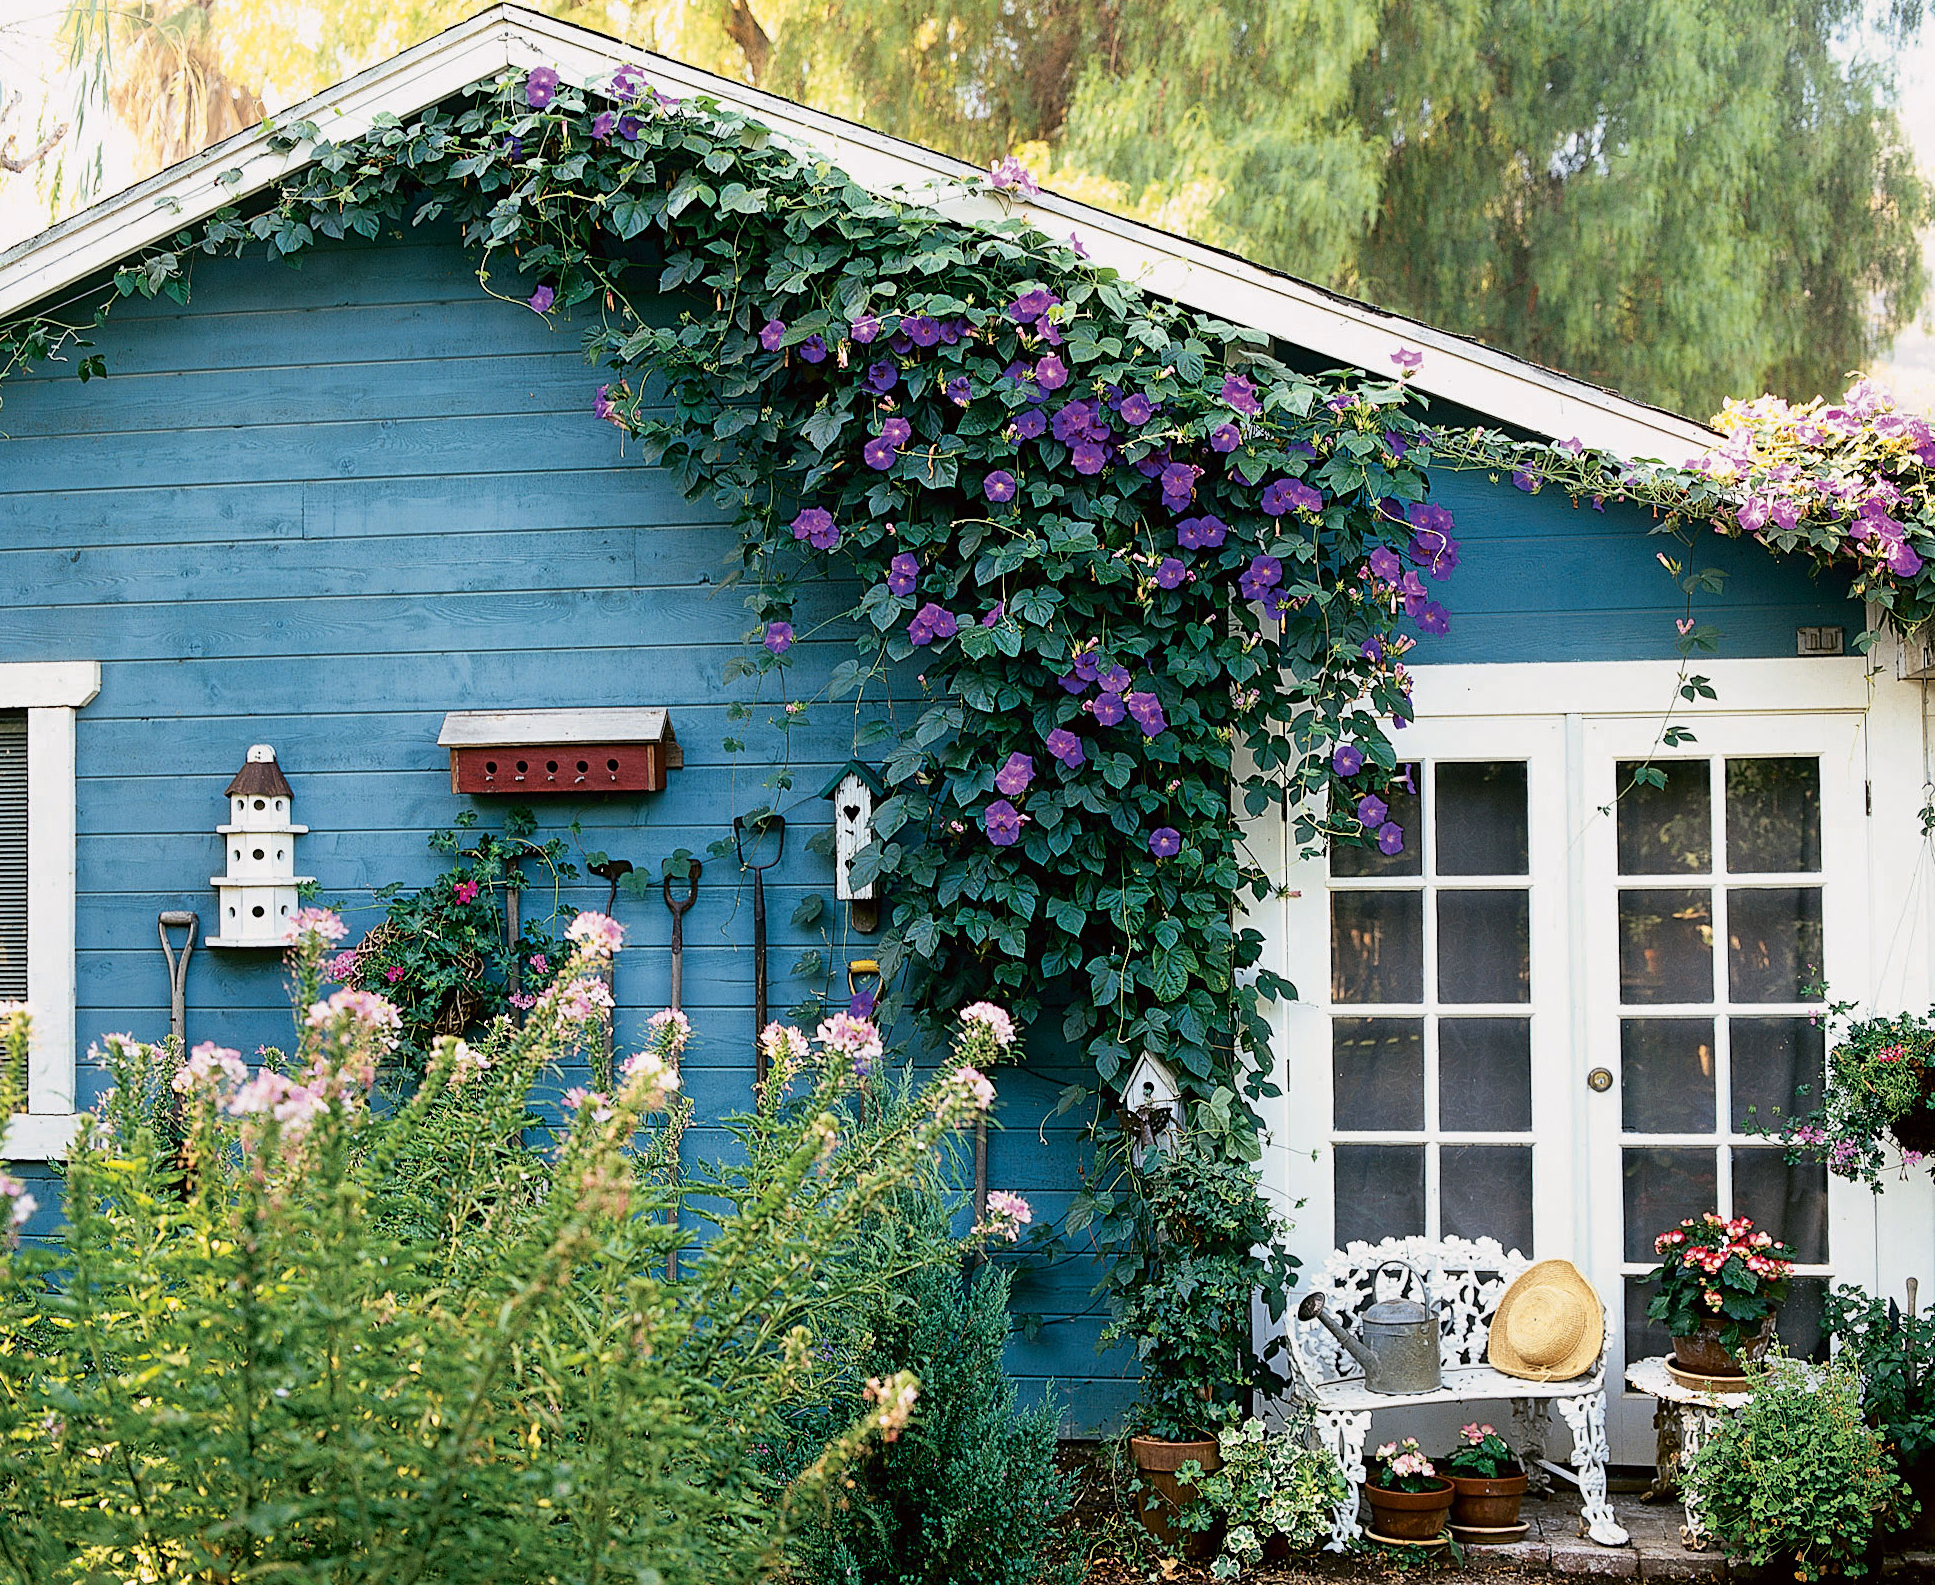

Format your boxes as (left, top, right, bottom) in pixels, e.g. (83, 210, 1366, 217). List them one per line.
(1487, 1261, 1605, 1382)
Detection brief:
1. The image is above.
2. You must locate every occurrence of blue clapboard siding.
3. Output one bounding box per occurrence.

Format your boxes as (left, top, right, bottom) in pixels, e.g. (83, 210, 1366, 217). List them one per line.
(1407, 470, 1861, 662)
(0, 226, 1859, 1432)
(0, 229, 1121, 1426)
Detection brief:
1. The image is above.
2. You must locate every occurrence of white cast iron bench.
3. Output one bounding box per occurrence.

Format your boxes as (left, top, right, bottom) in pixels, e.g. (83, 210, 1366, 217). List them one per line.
(1289, 1235, 1628, 1551)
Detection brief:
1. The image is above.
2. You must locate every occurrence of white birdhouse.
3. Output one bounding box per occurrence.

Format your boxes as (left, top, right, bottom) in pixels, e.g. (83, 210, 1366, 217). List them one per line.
(208, 745, 313, 947)
(1119, 1051, 1181, 1121)
(820, 760, 885, 933)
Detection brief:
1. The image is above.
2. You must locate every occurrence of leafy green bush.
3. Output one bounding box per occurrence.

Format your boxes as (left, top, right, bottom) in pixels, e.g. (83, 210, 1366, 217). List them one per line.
(1686, 1355, 1908, 1580)
(780, 1188, 1077, 1585)
(1086, 1132, 1298, 1440)
(1825, 1284, 1935, 1470)
(0, 913, 1005, 1585)
(1178, 1414, 1346, 1579)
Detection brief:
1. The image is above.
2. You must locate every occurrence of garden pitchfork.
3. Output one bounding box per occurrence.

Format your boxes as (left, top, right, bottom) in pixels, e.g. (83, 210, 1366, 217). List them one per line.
(732, 813, 785, 1091)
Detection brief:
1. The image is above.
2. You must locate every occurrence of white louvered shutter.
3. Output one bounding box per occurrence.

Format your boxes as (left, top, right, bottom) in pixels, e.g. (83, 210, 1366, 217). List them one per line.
(0, 715, 24, 999)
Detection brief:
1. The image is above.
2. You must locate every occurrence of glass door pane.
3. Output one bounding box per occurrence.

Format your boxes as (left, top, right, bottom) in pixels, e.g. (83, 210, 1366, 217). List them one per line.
(1329, 759, 1538, 1255)
(1610, 756, 1831, 1368)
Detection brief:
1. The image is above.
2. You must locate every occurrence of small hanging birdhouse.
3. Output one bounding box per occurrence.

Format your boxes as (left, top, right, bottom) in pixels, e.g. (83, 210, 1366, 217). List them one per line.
(820, 760, 885, 932)
(208, 745, 312, 947)
(1118, 1051, 1181, 1152)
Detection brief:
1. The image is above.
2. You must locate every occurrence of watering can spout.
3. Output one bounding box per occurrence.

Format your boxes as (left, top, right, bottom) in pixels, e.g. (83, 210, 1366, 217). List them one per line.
(1298, 1292, 1380, 1376)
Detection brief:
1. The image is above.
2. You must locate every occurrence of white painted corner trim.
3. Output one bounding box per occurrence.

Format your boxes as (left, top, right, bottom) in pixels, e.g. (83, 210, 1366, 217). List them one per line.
(1, 661, 97, 1163)
(0, 6, 1713, 462)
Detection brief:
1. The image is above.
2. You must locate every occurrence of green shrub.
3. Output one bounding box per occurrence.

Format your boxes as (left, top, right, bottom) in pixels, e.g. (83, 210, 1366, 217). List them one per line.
(1179, 1414, 1347, 1579)
(778, 1189, 1077, 1585)
(0, 913, 1005, 1585)
(1686, 1354, 1908, 1580)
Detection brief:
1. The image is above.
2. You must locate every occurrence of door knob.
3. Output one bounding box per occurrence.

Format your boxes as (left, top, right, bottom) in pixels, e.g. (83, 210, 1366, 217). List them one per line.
(1587, 1067, 1614, 1093)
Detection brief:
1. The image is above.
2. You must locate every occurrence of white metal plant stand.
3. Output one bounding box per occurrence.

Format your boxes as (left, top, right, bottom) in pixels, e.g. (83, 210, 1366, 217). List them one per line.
(1290, 1236, 1629, 1552)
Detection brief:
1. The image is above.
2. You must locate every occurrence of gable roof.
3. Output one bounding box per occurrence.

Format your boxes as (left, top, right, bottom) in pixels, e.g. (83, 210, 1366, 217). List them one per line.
(0, 4, 1716, 461)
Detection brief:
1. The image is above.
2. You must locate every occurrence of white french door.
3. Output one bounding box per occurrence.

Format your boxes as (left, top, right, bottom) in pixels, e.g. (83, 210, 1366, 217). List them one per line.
(1580, 714, 1874, 1454)
(1270, 682, 1876, 1463)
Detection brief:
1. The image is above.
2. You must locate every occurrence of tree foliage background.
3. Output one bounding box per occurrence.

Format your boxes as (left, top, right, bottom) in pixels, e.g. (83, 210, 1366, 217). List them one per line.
(52, 0, 1935, 416)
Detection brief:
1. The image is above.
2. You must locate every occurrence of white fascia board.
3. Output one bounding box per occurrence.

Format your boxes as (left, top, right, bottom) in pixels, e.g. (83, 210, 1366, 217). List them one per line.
(2, 1111, 81, 1162)
(0, 662, 100, 709)
(0, 4, 1713, 462)
(1408, 656, 1875, 719)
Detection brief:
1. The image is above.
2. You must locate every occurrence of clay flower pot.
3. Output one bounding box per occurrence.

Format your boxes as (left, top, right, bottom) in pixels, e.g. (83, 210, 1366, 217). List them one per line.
(1449, 1467, 1528, 1528)
(1364, 1476, 1455, 1541)
(1671, 1314, 1774, 1376)
(1129, 1434, 1223, 1559)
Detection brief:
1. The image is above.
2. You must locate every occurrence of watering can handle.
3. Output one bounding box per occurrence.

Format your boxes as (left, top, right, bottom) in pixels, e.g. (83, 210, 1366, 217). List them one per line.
(1376, 1259, 1435, 1309)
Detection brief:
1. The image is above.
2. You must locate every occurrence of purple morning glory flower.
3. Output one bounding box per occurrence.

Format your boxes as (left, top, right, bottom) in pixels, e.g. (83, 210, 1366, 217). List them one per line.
(995, 752, 1035, 796)
(591, 110, 617, 141)
(593, 385, 616, 423)
(611, 62, 645, 99)
(1409, 534, 1460, 580)
(1332, 744, 1363, 777)
(1052, 402, 1092, 443)
(1092, 692, 1126, 726)
(1098, 664, 1130, 693)
(1770, 498, 1800, 532)
(1120, 393, 1153, 426)
(1059, 673, 1088, 695)
(851, 314, 880, 343)
(1362, 636, 1384, 663)
(1238, 556, 1283, 599)
(1036, 353, 1069, 391)
(908, 603, 957, 646)
(1210, 423, 1241, 453)
(984, 799, 1024, 846)
(1072, 442, 1107, 475)
(864, 436, 897, 470)
(985, 470, 1018, 503)
(946, 376, 971, 404)
(1368, 547, 1402, 581)
(1149, 826, 1181, 858)
(1013, 408, 1047, 440)
(759, 319, 786, 351)
(1156, 558, 1186, 589)
(616, 114, 643, 140)
(1045, 728, 1084, 767)
(865, 362, 898, 394)
(1357, 794, 1387, 827)
(1261, 478, 1323, 516)
(504, 134, 524, 160)
(525, 66, 559, 108)
(1377, 822, 1405, 856)
(1176, 518, 1205, 550)
(907, 315, 942, 347)
(791, 508, 839, 550)
(881, 415, 912, 447)
(1512, 468, 1539, 492)
(888, 331, 913, 356)
(888, 553, 918, 596)
(1195, 514, 1227, 547)
(1220, 373, 1261, 414)
(1418, 601, 1450, 636)
(764, 621, 793, 655)
(1391, 346, 1423, 371)
(1384, 430, 1409, 457)
(1126, 692, 1166, 737)
(1891, 540, 1925, 577)
(800, 334, 828, 364)
(1159, 462, 1199, 510)
(1260, 589, 1293, 622)
(1009, 288, 1057, 321)
(982, 602, 1004, 626)
(1736, 497, 1771, 533)
(1074, 652, 1102, 683)
(527, 284, 555, 314)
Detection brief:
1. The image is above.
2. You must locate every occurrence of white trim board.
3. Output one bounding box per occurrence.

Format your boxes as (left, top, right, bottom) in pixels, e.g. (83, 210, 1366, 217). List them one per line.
(0, 661, 97, 1163)
(1407, 657, 1875, 719)
(0, 6, 1714, 463)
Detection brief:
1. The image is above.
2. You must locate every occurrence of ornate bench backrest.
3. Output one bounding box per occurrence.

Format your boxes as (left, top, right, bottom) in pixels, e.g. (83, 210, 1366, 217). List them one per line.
(1290, 1235, 1530, 1390)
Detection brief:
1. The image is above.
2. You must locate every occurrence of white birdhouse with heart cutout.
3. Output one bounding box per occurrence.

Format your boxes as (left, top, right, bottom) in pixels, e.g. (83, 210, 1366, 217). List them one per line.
(820, 760, 885, 932)
(208, 745, 312, 947)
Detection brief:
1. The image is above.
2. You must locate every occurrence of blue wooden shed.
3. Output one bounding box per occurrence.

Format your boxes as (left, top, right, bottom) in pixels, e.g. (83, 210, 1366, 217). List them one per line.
(0, 7, 1915, 1450)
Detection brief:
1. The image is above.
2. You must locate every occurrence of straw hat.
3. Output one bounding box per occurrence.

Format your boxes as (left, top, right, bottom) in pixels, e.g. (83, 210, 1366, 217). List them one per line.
(1487, 1260, 1605, 1382)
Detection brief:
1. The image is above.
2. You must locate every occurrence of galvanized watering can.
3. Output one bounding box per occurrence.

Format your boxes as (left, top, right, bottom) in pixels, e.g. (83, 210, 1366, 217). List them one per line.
(1297, 1261, 1443, 1394)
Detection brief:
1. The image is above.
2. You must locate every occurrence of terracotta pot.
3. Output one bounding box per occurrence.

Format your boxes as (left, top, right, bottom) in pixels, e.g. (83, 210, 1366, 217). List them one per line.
(1365, 1477, 1455, 1541)
(1449, 1467, 1527, 1529)
(1129, 1434, 1223, 1559)
(1671, 1314, 1774, 1376)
